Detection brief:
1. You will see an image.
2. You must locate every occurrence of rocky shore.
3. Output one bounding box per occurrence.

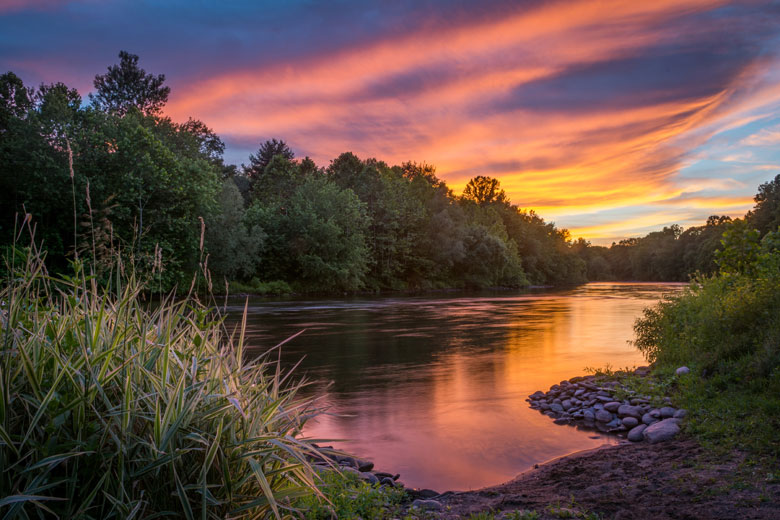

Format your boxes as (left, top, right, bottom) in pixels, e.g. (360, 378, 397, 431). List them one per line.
(527, 366, 688, 444)
(318, 367, 779, 518)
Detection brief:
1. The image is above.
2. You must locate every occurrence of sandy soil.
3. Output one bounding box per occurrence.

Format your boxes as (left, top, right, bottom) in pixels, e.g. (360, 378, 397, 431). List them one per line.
(433, 438, 780, 519)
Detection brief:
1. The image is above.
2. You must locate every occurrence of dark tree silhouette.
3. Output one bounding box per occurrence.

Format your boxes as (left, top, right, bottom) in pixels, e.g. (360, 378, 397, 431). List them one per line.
(461, 175, 509, 206)
(245, 138, 294, 180)
(91, 51, 170, 116)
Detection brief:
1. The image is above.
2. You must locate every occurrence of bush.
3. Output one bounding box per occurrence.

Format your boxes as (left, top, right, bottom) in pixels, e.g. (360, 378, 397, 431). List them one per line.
(633, 228, 780, 457)
(0, 242, 326, 518)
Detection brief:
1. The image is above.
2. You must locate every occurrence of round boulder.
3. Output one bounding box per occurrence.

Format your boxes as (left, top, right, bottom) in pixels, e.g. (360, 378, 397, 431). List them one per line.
(642, 418, 680, 444)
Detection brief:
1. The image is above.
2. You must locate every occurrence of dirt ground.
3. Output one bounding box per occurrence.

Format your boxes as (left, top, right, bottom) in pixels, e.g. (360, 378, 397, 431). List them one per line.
(434, 438, 780, 519)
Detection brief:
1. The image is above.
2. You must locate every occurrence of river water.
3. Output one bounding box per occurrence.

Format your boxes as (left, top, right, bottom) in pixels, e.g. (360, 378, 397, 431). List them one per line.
(224, 282, 683, 491)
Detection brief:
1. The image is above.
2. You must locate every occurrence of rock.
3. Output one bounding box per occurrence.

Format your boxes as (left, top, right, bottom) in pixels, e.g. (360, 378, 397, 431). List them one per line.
(551, 403, 564, 412)
(673, 409, 688, 419)
(530, 390, 545, 399)
(342, 466, 360, 476)
(642, 412, 659, 425)
(357, 460, 374, 472)
(412, 499, 443, 511)
(595, 410, 612, 423)
(627, 424, 648, 442)
(380, 477, 396, 486)
(643, 418, 680, 443)
(553, 417, 570, 425)
(604, 401, 621, 412)
(574, 389, 585, 397)
(409, 488, 439, 499)
(676, 366, 690, 376)
(562, 399, 572, 410)
(374, 471, 394, 479)
(634, 366, 651, 376)
(540, 403, 551, 410)
(339, 456, 357, 468)
(617, 404, 642, 418)
(360, 472, 379, 485)
(622, 416, 639, 428)
(583, 409, 595, 421)
(659, 407, 676, 419)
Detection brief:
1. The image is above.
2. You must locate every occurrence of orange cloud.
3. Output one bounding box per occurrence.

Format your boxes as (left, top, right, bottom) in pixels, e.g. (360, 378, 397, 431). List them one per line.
(162, 0, 778, 242)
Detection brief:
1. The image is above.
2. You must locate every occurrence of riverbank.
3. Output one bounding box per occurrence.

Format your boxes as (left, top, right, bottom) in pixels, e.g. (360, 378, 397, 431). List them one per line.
(332, 366, 780, 518)
(435, 438, 780, 519)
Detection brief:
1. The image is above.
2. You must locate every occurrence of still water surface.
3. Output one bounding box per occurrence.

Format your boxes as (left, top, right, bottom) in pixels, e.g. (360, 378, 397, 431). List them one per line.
(225, 282, 682, 491)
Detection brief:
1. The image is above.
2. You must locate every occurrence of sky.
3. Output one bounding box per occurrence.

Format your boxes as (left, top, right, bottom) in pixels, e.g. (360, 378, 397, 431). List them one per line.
(2, 0, 780, 244)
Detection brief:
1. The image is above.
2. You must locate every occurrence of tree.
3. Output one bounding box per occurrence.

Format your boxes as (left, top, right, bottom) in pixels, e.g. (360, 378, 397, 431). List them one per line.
(747, 174, 780, 235)
(461, 176, 509, 206)
(245, 139, 294, 180)
(91, 51, 170, 116)
(206, 178, 264, 280)
(245, 176, 369, 292)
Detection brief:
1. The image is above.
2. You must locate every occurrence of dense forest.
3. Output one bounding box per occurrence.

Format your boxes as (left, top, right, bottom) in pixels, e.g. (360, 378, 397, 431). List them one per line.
(2, 52, 779, 293)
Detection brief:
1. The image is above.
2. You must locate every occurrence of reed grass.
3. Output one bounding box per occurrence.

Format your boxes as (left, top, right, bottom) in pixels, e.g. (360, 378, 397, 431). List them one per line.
(0, 226, 330, 519)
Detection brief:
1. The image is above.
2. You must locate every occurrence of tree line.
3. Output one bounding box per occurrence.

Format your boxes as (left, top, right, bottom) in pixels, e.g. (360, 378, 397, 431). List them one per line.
(575, 177, 780, 282)
(2, 51, 778, 293)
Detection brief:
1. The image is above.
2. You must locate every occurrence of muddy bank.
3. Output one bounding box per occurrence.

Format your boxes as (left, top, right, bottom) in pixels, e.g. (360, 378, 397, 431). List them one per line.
(434, 439, 780, 519)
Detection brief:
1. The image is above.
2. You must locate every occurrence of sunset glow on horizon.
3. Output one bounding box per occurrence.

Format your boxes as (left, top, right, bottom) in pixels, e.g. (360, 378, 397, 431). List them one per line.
(2, 0, 780, 243)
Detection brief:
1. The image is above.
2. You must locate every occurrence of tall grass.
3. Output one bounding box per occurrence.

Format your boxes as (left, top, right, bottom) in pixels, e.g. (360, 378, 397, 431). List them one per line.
(0, 228, 329, 518)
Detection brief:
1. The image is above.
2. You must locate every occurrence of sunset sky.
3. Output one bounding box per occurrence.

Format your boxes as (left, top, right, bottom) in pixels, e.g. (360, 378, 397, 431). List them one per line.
(2, 0, 780, 244)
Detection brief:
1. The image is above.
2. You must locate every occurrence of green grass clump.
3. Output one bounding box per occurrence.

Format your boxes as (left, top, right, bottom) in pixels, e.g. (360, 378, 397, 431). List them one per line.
(0, 241, 327, 518)
(296, 470, 406, 519)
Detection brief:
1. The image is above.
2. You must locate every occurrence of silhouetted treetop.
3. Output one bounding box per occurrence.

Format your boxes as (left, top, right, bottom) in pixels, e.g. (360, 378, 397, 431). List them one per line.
(91, 51, 170, 116)
(246, 138, 294, 180)
(461, 175, 509, 206)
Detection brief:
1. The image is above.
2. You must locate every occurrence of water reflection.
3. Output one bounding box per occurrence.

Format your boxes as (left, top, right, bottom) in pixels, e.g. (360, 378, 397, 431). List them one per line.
(225, 282, 682, 490)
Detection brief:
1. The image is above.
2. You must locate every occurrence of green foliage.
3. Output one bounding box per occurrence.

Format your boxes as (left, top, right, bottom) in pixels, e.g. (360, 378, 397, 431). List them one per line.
(206, 178, 264, 281)
(0, 240, 329, 518)
(228, 278, 293, 296)
(296, 470, 406, 519)
(633, 225, 780, 458)
(246, 175, 370, 292)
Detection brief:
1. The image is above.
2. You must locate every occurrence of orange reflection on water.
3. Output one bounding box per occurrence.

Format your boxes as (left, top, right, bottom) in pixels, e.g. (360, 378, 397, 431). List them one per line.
(234, 283, 683, 490)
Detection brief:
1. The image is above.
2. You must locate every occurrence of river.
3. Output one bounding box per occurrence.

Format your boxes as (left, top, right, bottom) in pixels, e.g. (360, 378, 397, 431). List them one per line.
(224, 282, 683, 491)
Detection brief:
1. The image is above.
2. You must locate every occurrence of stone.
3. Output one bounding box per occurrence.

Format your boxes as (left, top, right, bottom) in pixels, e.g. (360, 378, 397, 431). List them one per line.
(357, 460, 374, 472)
(676, 366, 690, 376)
(595, 410, 612, 423)
(673, 409, 688, 419)
(604, 401, 621, 412)
(412, 499, 443, 511)
(562, 399, 572, 410)
(574, 389, 585, 397)
(643, 418, 680, 443)
(659, 407, 676, 419)
(627, 424, 648, 442)
(360, 472, 379, 485)
(641, 412, 659, 425)
(530, 390, 545, 399)
(617, 404, 642, 418)
(381, 477, 396, 486)
(622, 416, 639, 428)
(540, 403, 551, 410)
(410, 488, 439, 499)
(551, 403, 564, 412)
(553, 417, 570, 425)
(583, 409, 595, 421)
